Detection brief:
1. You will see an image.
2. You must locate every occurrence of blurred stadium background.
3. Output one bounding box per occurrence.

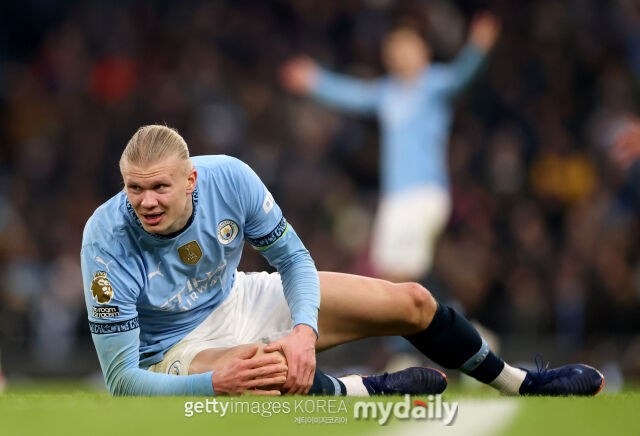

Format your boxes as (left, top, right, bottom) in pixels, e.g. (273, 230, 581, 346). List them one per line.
(0, 0, 639, 392)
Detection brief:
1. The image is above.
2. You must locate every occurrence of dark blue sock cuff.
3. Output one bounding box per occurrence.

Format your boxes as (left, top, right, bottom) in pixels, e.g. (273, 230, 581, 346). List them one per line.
(308, 369, 346, 396)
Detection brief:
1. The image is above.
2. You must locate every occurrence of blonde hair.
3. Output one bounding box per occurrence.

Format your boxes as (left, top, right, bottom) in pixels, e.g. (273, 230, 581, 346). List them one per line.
(120, 125, 191, 174)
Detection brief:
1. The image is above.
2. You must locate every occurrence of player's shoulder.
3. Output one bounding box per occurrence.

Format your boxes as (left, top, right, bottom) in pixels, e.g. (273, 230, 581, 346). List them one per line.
(192, 154, 255, 183)
(82, 191, 130, 251)
(192, 154, 247, 172)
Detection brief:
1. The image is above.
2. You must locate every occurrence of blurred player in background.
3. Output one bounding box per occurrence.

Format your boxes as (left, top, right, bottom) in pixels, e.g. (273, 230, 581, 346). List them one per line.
(81, 125, 604, 397)
(281, 12, 500, 283)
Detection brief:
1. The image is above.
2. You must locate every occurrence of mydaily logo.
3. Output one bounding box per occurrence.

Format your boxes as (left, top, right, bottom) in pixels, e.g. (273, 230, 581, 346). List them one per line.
(354, 394, 458, 425)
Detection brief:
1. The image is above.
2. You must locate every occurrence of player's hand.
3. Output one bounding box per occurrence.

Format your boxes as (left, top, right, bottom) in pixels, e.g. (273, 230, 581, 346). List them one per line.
(468, 11, 501, 53)
(264, 324, 317, 394)
(211, 345, 288, 396)
(279, 56, 319, 95)
(612, 122, 640, 169)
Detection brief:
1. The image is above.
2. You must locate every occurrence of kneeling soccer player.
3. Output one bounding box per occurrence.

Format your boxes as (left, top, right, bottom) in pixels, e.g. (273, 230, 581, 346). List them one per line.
(81, 125, 604, 397)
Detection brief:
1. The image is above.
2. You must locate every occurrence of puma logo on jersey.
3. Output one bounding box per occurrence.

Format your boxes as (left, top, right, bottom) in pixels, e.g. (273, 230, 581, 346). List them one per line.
(95, 256, 114, 272)
(148, 261, 164, 280)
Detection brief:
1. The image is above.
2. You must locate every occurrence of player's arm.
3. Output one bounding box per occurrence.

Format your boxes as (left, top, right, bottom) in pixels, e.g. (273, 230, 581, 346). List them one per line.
(233, 159, 320, 395)
(92, 329, 284, 396)
(91, 326, 215, 396)
(280, 56, 381, 115)
(252, 223, 320, 395)
(245, 219, 319, 338)
(440, 11, 501, 96)
(82, 243, 283, 396)
(80, 245, 216, 396)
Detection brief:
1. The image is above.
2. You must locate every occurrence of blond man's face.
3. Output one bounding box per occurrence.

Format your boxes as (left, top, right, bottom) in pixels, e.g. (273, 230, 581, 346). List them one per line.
(122, 155, 196, 235)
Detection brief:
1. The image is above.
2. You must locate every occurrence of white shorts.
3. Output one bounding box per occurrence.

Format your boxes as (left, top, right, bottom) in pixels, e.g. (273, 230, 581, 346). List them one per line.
(148, 271, 293, 375)
(370, 185, 451, 279)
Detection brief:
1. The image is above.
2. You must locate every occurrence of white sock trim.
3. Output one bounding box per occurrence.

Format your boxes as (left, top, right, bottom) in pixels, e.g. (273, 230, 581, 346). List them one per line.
(490, 364, 527, 395)
(338, 375, 370, 397)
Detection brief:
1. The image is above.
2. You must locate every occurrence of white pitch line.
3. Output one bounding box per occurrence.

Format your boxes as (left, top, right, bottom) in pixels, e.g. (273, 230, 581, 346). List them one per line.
(379, 398, 521, 436)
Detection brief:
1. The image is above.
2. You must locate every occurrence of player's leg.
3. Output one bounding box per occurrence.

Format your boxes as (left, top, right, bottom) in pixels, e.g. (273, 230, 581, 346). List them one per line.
(195, 272, 447, 396)
(189, 343, 287, 375)
(315, 272, 493, 388)
(316, 273, 604, 396)
(189, 343, 290, 393)
(190, 342, 447, 396)
(179, 272, 349, 396)
(316, 272, 437, 348)
(372, 186, 502, 374)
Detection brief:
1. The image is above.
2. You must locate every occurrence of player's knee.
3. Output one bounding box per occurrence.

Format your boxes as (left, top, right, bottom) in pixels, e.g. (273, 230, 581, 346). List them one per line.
(254, 343, 287, 367)
(253, 344, 288, 391)
(401, 282, 437, 333)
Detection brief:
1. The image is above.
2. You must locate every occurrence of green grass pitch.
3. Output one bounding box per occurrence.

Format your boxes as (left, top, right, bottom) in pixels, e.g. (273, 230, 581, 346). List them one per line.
(1, 381, 639, 436)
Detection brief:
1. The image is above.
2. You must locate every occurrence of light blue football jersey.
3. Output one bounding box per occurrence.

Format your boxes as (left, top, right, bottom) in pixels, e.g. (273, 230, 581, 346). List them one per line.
(311, 44, 485, 194)
(81, 155, 319, 395)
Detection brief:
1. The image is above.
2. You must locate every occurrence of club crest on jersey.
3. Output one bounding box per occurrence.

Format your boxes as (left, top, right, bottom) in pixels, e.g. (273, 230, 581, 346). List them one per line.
(217, 220, 239, 245)
(178, 240, 203, 265)
(91, 271, 114, 304)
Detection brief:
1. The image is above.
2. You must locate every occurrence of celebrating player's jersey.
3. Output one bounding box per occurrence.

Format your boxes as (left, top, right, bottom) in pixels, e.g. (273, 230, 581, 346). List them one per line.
(311, 44, 485, 194)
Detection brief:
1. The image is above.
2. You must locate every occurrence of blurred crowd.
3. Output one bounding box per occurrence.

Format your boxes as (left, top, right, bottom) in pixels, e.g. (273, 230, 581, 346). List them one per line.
(1, 0, 640, 379)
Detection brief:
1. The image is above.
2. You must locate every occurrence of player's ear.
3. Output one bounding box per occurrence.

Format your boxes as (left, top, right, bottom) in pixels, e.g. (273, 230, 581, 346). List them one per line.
(186, 168, 197, 194)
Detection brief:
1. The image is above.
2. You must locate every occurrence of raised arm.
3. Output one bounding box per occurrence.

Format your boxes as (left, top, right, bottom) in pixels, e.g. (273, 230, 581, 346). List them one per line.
(280, 56, 381, 115)
(439, 11, 501, 96)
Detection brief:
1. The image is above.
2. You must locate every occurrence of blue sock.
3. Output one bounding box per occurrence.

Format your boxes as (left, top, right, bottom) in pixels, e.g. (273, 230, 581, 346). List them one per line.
(308, 369, 346, 396)
(403, 303, 504, 383)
